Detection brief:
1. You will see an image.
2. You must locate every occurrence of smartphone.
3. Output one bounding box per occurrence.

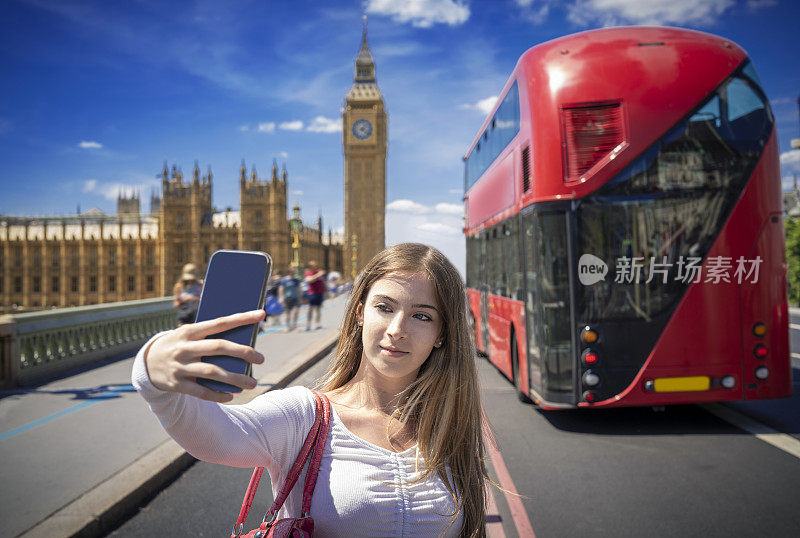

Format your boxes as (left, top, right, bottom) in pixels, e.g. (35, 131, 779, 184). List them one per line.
(195, 250, 272, 393)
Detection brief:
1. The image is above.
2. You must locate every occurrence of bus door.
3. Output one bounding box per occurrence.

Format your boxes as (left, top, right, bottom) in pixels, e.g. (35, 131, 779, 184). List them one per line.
(523, 207, 576, 405)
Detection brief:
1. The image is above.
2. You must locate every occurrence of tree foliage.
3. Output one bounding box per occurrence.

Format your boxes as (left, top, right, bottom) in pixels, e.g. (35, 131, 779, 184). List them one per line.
(785, 217, 800, 307)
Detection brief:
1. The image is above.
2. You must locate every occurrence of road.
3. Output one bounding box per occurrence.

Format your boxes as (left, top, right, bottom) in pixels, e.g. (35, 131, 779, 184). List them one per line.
(106, 312, 800, 537)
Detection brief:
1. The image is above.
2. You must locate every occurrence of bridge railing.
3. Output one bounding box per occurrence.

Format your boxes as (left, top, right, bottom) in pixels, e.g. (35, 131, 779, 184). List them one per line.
(0, 298, 177, 388)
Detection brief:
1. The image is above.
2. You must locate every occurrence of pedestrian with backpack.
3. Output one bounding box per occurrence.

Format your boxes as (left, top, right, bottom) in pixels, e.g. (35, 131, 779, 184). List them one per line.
(280, 266, 302, 332)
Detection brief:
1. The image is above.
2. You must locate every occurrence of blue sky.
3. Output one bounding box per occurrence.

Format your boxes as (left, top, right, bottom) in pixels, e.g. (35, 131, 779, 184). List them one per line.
(1, 0, 799, 276)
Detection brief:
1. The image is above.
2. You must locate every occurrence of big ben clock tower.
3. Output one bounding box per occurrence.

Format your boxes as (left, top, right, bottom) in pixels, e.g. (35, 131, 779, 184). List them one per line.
(343, 16, 387, 279)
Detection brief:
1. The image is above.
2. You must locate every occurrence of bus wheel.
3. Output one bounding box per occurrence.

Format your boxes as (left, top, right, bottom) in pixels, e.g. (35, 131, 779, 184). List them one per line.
(511, 333, 533, 404)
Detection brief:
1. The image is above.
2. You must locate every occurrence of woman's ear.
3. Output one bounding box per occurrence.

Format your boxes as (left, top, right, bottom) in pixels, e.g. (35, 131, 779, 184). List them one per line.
(356, 302, 364, 327)
(433, 333, 444, 348)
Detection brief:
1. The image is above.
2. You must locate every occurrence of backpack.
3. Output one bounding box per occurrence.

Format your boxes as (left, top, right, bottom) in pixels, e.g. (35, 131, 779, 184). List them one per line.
(282, 277, 299, 301)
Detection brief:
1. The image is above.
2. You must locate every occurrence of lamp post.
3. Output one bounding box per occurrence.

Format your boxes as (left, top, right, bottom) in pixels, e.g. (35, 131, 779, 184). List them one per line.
(290, 203, 303, 276)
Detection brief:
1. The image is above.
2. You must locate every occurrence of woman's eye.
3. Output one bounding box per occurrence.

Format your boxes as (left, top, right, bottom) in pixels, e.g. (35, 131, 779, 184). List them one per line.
(375, 303, 391, 312)
(414, 313, 433, 322)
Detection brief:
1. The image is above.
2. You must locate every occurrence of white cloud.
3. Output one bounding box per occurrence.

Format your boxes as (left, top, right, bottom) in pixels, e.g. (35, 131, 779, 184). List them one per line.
(514, 0, 552, 23)
(81, 178, 159, 202)
(566, 0, 735, 26)
(79, 141, 103, 149)
(280, 120, 304, 131)
(782, 151, 800, 191)
(291, 190, 304, 196)
(239, 124, 250, 132)
(417, 222, 461, 235)
(782, 150, 800, 170)
(747, 0, 777, 9)
(435, 202, 462, 215)
(460, 96, 497, 115)
(258, 122, 275, 133)
(387, 199, 432, 214)
(367, 0, 470, 28)
(307, 116, 341, 133)
(387, 210, 465, 277)
(279, 151, 289, 159)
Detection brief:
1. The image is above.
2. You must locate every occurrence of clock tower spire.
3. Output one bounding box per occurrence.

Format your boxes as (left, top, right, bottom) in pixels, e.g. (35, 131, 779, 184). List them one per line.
(342, 15, 387, 279)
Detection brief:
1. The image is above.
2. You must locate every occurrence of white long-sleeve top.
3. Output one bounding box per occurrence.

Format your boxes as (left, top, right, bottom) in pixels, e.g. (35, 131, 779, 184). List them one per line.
(131, 333, 462, 537)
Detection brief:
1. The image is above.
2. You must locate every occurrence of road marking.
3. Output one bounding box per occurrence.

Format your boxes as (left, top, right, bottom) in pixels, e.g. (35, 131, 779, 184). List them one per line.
(791, 353, 800, 360)
(485, 483, 507, 538)
(701, 403, 800, 460)
(484, 420, 536, 538)
(790, 324, 800, 331)
(0, 385, 133, 442)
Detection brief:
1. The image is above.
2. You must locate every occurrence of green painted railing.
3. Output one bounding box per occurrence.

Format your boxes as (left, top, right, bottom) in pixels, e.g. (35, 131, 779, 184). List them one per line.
(0, 298, 177, 387)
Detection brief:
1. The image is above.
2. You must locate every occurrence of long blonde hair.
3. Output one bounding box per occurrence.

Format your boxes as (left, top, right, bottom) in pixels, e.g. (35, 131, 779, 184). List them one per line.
(320, 243, 488, 538)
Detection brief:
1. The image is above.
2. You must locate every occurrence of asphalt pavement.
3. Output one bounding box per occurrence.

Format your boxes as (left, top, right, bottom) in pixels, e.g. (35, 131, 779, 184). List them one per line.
(2, 298, 797, 538)
(0, 293, 348, 538)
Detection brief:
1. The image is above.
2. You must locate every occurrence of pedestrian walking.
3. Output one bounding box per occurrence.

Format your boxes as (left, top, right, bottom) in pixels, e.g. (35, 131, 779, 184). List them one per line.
(172, 263, 203, 326)
(304, 260, 326, 331)
(279, 266, 302, 332)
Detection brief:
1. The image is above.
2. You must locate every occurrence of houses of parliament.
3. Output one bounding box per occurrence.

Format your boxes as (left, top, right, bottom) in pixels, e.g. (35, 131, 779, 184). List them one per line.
(0, 20, 387, 313)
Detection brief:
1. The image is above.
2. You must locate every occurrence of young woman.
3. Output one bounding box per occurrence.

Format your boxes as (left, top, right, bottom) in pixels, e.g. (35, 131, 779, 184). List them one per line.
(132, 243, 489, 537)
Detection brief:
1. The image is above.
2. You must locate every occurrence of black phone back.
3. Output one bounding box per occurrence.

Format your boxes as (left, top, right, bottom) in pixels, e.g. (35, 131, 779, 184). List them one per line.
(195, 250, 272, 393)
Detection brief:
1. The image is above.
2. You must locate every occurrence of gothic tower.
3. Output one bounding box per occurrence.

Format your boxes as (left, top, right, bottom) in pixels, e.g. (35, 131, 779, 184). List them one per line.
(342, 16, 387, 279)
(239, 160, 270, 253)
(158, 162, 211, 294)
(238, 160, 289, 269)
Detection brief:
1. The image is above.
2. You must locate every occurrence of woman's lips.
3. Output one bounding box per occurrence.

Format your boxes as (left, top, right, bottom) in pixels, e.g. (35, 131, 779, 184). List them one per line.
(379, 346, 408, 357)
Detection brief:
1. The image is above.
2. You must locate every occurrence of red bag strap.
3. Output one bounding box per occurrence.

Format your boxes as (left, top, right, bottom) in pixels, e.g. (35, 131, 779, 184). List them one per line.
(230, 390, 327, 538)
(301, 392, 331, 516)
(232, 467, 264, 536)
(268, 391, 324, 513)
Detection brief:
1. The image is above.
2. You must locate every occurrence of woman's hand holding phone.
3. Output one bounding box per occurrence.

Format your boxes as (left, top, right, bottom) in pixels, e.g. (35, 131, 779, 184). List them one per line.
(144, 310, 266, 403)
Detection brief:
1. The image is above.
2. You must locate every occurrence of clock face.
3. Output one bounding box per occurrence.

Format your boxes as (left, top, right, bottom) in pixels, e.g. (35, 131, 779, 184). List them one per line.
(352, 119, 373, 140)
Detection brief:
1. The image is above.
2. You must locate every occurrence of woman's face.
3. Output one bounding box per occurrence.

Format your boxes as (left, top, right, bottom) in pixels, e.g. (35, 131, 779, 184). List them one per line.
(357, 271, 443, 385)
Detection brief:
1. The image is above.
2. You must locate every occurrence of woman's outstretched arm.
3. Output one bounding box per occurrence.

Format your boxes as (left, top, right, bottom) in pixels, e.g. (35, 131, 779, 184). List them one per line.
(131, 310, 312, 470)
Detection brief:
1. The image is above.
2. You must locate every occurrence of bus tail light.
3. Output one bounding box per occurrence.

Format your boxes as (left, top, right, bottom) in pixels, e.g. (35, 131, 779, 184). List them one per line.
(583, 371, 600, 387)
(755, 367, 769, 380)
(753, 345, 768, 359)
(752, 323, 766, 337)
(563, 102, 624, 181)
(581, 326, 598, 344)
(583, 391, 598, 403)
(582, 350, 599, 365)
(721, 376, 736, 389)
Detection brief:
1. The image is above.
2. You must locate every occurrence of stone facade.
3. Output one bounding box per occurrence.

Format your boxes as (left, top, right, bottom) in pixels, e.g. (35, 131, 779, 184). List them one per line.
(0, 162, 343, 313)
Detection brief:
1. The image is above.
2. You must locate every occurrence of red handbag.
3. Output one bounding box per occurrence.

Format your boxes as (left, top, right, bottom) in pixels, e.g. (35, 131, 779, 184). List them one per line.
(230, 390, 331, 538)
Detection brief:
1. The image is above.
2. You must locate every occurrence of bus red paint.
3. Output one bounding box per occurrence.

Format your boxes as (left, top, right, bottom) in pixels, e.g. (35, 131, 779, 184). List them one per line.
(463, 26, 792, 408)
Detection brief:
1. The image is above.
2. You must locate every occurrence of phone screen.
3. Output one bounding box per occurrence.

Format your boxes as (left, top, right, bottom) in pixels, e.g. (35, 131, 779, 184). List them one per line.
(196, 250, 272, 393)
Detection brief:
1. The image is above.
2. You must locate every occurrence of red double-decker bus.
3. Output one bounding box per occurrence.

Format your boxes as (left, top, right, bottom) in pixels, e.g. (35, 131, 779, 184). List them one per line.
(463, 26, 792, 409)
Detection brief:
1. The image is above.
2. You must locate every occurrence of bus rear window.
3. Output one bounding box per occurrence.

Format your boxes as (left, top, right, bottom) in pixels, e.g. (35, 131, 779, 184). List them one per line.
(577, 59, 773, 322)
